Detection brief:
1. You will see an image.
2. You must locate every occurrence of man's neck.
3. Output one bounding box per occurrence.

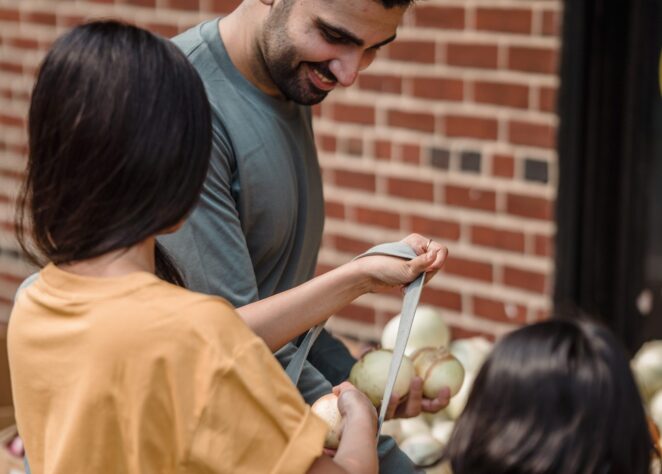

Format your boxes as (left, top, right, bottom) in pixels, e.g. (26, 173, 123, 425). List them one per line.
(58, 237, 157, 278)
(219, 3, 284, 99)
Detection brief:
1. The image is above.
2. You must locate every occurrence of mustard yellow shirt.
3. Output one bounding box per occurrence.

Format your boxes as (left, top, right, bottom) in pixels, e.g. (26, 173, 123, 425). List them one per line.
(8, 264, 327, 473)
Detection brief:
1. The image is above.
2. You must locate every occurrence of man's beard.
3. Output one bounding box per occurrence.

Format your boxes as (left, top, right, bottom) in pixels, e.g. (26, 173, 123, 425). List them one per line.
(267, 55, 332, 105)
(260, 1, 333, 105)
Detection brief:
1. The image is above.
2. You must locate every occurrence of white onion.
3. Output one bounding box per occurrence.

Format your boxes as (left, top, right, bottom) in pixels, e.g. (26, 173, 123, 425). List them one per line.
(430, 419, 455, 447)
(349, 349, 415, 406)
(650, 390, 662, 436)
(380, 419, 403, 443)
(411, 348, 465, 398)
(399, 433, 444, 467)
(444, 371, 475, 420)
(399, 415, 431, 439)
(381, 306, 451, 356)
(449, 337, 493, 373)
(311, 393, 342, 449)
(632, 341, 662, 401)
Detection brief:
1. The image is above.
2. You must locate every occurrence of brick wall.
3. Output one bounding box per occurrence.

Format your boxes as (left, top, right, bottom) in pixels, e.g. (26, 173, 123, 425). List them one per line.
(0, 0, 561, 342)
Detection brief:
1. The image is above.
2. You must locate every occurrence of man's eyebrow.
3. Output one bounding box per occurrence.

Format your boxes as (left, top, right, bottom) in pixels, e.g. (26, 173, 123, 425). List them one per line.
(315, 18, 396, 49)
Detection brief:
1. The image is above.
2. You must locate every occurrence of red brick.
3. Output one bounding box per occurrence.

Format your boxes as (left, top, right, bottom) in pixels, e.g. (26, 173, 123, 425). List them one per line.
(388, 110, 435, 133)
(492, 153, 515, 178)
(410, 216, 461, 241)
(0, 61, 22, 74)
(373, 140, 391, 160)
(539, 86, 557, 112)
(23, 11, 56, 25)
(534, 308, 551, 321)
(332, 104, 375, 125)
(334, 170, 375, 192)
(342, 137, 363, 156)
(506, 193, 553, 220)
(325, 200, 345, 219)
(312, 104, 322, 117)
(0, 8, 19, 21)
(533, 234, 554, 257)
(336, 304, 376, 324)
(445, 185, 496, 212)
(399, 144, 420, 164)
(475, 8, 532, 34)
(474, 81, 529, 109)
(542, 10, 561, 37)
(421, 288, 463, 312)
(503, 266, 547, 293)
(444, 256, 493, 282)
(146, 22, 180, 38)
(208, 0, 242, 13)
(387, 178, 434, 201)
(354, 207, 400, 229)
(358, 74, 402, 94)
(508, 46, 558, 74)
(471, 225, 525, 253)
(317, 133, 336, 152)
(449, 325, 496, 341)
(445, 115, 498, 140)
(0, 113, 24, 128)
(412, 77, 464, 101)
(9, 37, 39, 50)
(60, 15, 87, 28)
(126, 0, 157, 6)
(333, 235, 373, 254)
(314, 264, 334, 277)
(508, 120, 555, 148)
(389, 41, 436, 64)
(413, 6, 465, 30)
(447, 43, 498, 69)
(167, 0, 199, 10)
(473, 296, 527, 323)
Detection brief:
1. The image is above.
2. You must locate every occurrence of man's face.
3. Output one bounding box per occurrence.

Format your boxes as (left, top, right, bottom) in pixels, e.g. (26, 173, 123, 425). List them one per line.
(260, 0, 406, 105)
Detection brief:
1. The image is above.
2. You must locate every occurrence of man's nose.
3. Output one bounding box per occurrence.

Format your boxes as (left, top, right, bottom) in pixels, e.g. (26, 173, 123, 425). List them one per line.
(328, 51, 365, 87)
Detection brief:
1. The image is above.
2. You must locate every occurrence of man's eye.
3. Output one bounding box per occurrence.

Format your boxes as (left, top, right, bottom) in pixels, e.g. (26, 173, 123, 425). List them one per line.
(321, 29, 348, 44)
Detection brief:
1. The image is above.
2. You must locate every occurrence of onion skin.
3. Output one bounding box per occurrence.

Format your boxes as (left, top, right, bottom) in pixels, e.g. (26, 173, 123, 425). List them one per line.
(349, 349, 415, 406)
(311, 393, 343, 449)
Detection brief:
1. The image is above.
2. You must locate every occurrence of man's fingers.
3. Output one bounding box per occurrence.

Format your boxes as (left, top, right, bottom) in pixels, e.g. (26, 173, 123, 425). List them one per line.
(421, 387, 451, 413)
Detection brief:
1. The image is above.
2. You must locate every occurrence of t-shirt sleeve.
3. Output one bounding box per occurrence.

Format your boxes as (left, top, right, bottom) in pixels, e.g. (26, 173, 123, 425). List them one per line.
(158, 121, 260, 307)
(183, 300, 328, 474)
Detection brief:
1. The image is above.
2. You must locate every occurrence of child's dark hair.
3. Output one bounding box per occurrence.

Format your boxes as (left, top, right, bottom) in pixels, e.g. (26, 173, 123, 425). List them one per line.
(444, 318, 654, 474)
(15, 21, 212, 285)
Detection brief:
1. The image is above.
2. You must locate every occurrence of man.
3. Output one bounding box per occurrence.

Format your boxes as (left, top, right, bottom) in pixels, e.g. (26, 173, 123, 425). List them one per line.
(161, 1, 449, 471)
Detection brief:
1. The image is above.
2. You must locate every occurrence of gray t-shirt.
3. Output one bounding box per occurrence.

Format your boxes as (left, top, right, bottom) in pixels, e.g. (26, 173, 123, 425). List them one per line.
(160, 19, 354, 401)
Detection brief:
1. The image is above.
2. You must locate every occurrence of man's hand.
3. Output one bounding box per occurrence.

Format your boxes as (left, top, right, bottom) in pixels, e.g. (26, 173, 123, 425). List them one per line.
(384, 377, 451, 420)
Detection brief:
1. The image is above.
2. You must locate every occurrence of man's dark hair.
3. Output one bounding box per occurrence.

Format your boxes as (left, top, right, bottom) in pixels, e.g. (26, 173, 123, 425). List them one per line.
(378, 0, 414, 7)
(444, 317, 654, 474)
(16, 20, 212, 285)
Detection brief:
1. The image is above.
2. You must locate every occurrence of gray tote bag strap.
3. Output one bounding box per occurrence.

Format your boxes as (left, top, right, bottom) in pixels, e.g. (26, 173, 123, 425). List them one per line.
(353, 242, 424, 436)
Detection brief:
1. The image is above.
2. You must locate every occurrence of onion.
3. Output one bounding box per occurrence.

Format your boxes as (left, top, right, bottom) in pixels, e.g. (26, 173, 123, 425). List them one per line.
(381, 306, 451, 356)
(444, 371, 475, 420)
(399, 433, 444, 467)
(650, 390, 662, 436)
(399, 415, 431, 439)
(632, 341, 662, 401)
(311, 393, 343, 449)
(449, 337, 492, 373)
(431, 419, 455, 447)
(349, 349, 415, 406)
(411, 348, 465, 398)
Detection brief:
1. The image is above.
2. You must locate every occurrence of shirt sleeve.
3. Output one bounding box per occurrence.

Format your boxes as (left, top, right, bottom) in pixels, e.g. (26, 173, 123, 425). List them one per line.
(184, 303, 328, 474)
(159, 122, 259, 307)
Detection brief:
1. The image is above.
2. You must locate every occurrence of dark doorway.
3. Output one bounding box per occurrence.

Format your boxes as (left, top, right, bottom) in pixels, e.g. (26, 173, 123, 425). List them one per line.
(555, 0, 662, 353)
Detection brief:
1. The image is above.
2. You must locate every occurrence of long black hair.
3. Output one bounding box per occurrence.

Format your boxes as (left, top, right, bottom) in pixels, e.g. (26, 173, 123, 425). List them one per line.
(444, 317, 654, 474)
(15, 20, 212, 285)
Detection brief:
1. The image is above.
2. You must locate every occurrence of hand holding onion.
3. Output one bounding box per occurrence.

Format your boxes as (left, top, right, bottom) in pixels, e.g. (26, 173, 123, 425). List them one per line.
(311, 382, 377, 449)
(348, 348, 463, 420)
